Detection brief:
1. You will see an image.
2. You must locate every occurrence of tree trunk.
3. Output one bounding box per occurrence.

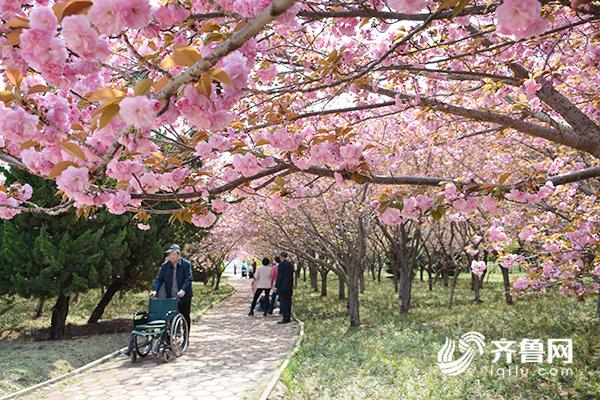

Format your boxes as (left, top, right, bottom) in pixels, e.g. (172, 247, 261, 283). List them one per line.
(442, 264, 449, 287)
(338, 274, 346, 300)
(88, 282, 121, 323)
(34, 297, 45, 318)
(320, 269, 328, 296)
(309, 264, 319, 292)
(597, 283, 600, 321)
(472, 273, 483, 303)
(448, 265, 460, 309)
(50, 294, 70, 340)
(501, 265, 513, 305)
(302, 265, 306, 281)
(294, 261, 301, 288)
(399, 267, 413, 313)
(214, 270, 222, 290)
(347, 269, 361, 328)
(359, 268, 365, 294)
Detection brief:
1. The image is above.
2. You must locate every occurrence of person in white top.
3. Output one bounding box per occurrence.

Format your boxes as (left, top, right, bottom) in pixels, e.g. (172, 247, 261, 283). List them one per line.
(248, 258, 273, 316)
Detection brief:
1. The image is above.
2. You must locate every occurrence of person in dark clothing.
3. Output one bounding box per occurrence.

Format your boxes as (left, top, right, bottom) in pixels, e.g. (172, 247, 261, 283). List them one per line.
(150, 244, 193, 330)
(268, 256, 281, 315)
(274, 252, 294, 324)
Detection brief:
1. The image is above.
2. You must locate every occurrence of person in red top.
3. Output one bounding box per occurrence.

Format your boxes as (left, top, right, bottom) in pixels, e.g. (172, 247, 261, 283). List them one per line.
(268, 256, 281, 315)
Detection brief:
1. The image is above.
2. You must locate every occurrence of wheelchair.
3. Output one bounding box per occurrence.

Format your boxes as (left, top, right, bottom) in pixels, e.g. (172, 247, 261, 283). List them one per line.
(125, 297, 189, 363)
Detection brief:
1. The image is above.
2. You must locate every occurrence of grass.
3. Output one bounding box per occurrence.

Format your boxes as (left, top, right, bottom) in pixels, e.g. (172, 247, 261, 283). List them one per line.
(282, 272, 600, 400)
(0, 282, 234, 397)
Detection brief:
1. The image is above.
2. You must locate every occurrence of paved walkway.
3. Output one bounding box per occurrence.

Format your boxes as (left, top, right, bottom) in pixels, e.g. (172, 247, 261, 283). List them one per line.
(23, 276, 299, 400)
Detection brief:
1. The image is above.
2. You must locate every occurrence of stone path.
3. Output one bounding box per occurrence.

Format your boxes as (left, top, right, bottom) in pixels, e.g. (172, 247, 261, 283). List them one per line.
(23, 276, 299, 400)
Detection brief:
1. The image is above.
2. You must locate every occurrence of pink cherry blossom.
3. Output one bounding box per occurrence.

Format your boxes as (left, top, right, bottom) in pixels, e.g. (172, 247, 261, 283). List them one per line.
(106, 190, 131, 215)
(137, 223, 151, 230)
(88, 0, 125, 35)
(0, 104, 40, 144)
(488, 225, 508, 242)
(495, 0, 549, 40)
(19, 29, 67, 78)
(270, 128, 301, 152)
(232, 153, 261, 177)
(195, 141, 213, 158)
(121, 0, 152, 29)
(56, 166, 90, 197)
(338, 144, 363, 169)
(387, 0, 425, 13)
(513, 277, 529, 290)
(471, 260, 487, 277)
(119, 96, 160, 129)
(211, 199, 229, 213)
(29, 6, 58, 32)
(380, 206, 402, 226)
(267, 194, 285, 213)
(62, 15, 108, 60)
(192, 212, 217, 228)
(291, 156, 311, 170)
(415, 194, 433, 211)
(523, 77, 542, 98)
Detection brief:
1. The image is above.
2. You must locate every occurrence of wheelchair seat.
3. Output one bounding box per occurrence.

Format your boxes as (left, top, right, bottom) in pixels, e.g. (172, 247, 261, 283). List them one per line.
(127, 296, 188, 362)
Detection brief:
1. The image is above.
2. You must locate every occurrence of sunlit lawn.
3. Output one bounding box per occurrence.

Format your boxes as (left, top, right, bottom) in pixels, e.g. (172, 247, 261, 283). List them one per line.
(282, 272, 599, 400)
(0, 282, 234, 396)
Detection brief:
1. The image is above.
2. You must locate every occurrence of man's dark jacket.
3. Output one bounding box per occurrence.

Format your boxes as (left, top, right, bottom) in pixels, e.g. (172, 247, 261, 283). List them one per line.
(152, 258, 193, 302)
(275, 259, 294, 292)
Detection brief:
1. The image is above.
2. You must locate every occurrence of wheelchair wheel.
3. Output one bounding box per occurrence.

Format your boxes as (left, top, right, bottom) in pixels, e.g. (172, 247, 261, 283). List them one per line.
(168, 314, 189, 357)
(134, 335, 152, 358)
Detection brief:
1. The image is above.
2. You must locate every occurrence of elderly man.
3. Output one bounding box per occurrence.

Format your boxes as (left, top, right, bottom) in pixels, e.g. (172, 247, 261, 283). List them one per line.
(150, 244, 193, 330)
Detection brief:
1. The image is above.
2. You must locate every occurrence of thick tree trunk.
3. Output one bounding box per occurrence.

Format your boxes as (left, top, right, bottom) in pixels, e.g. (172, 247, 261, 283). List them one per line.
(347, 269, 361, 328)
(294, 261, 301, 288)
(50, 294, 70, 340)
(399, 268, 413, 314)
(88, 282, 121, 323)
(320, 269, 328, 297)
(597, 283, 600, 321)
(34, 297, 45, 318)
(359, 268, 365, 294)
(309, 264, 319, 292)
(472, 273, 483, 303)
(501, 265, 513, 305)
(338, 274, 346, 300)
(214, 270, 222, 290)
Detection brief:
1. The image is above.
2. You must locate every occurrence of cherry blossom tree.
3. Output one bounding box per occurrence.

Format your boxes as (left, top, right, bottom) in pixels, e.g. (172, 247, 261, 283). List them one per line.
(0, 0, 599, 313)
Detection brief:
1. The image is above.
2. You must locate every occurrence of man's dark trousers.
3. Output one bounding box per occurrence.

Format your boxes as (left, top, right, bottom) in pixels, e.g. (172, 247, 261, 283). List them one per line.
(178, 299, 191, 331)
(278, 290, 292, 322)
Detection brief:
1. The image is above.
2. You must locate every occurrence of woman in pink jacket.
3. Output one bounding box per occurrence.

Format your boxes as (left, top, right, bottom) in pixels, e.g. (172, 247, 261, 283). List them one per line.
(248, 258, 273, 316)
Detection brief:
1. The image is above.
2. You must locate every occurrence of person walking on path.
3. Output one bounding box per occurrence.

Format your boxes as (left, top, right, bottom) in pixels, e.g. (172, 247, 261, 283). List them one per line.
(150, 244, 193, 330)
(248, 258, 273, 316)
(268, 256, 281, 315)
(274, 252, 294, 324)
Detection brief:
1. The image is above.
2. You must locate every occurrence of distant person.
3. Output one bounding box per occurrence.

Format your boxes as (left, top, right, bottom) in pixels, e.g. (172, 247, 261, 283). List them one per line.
(274, 252, 294, 324)
(248, 258, 273, 317)
(268, 256, 281, 315)
(249, 260, 257, 279)
(241, 263, 248, 278)
(150, 244, 193, 330)
(233, 263, 238, 275)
